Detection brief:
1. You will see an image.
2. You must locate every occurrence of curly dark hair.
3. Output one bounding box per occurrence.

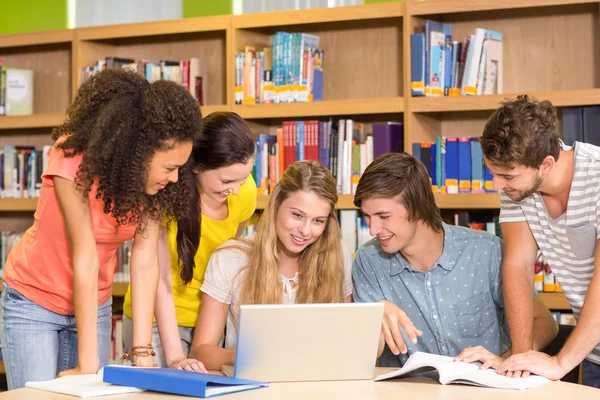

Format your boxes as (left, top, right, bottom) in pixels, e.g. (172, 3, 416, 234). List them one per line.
(52, 68, 201, 244)
(481, 94, 561, 169)
(175, 112, 256, 284)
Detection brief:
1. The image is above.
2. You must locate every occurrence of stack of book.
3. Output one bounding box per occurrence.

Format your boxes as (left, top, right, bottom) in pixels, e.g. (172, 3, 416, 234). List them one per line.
(411, 20, 503, 97)
(81, 57, 207, 105)
(235, 32, 324, 104)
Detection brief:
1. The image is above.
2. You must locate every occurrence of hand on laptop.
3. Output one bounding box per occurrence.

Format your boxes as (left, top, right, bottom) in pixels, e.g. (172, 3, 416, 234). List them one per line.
(169, 357, 208, 373)
(455, 345, 504, 370)
(380, 300, 422, 356)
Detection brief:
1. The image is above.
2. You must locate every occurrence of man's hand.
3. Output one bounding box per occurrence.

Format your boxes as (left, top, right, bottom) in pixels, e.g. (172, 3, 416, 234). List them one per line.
(380, 300, 422, 355)
(496, 350, 567, 381)
(169, 357, 208, 373)
(455, 346, 504, 370)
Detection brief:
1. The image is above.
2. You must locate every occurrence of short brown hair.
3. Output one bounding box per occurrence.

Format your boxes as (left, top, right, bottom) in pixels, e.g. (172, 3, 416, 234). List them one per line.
(480, 94, 560, 169)
(354, 152, 443, 231)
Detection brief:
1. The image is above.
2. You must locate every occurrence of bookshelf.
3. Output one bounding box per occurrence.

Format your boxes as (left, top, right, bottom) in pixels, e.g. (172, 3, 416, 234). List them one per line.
(0, 0, 593, 267)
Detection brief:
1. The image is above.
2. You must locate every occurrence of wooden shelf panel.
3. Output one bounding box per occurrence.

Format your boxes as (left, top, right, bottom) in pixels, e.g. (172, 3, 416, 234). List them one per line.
(539, 292, 571, 311)
(409, 0, 596, 16)
(78, 15, 230, 41)
(201, 104, 231, 116)
(0, 112, 65, 130)
(112, 282, 129, 297)
(0, 29, 74, 49)
(234, 97, 404, 120)
(411, 89, 600, 113)
(0, 198, 38, 212)
(257, 193, 499, 210)
(434, 193, 500, 209)
(233, 2, 404, 29)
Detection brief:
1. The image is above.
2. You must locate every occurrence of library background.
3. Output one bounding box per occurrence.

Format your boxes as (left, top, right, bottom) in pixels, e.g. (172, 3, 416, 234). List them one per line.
(0, 0, 592, 389)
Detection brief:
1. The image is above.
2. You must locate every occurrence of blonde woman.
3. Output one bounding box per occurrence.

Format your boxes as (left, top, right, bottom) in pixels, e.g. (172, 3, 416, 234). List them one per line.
(188, 160, 353, 370)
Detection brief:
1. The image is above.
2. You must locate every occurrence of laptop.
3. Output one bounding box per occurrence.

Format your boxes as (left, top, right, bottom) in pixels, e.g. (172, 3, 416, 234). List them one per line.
(223, 302, 384, 382)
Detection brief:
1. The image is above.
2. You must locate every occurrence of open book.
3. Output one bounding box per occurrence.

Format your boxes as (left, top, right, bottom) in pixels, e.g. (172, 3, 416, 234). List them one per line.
(375, 351, 550, 390)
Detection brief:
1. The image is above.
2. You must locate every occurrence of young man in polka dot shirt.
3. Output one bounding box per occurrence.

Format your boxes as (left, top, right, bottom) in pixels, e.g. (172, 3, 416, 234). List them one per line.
(352, 152, 558, 369)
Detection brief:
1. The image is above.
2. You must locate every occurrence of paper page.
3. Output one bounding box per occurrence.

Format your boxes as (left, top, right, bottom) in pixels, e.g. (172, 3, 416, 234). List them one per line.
(448, 369, 549, 390)
(25, 374, 144, 398)
(375, 352, 454, 381)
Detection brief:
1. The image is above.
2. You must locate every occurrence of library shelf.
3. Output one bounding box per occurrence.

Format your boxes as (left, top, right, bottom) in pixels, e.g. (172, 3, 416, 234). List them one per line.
(232, 2, 405, 29)
(434, 193, 500, 209)
(77, 15, 231, 41)
(112, 282, 129, 297)
(411, 89, 600, 113)
(0, 29, 74, 48)
(0, 198, 38, 212)
(0, 112, 65, 130)
(407, 0, 597, 16)
(256, 193, 500, 211)
(538, 292, 571, 311)
(234, 97, 405, 120)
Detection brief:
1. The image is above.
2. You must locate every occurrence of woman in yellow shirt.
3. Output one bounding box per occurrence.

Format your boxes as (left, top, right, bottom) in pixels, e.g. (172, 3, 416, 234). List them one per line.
(122, 112, 257, 370)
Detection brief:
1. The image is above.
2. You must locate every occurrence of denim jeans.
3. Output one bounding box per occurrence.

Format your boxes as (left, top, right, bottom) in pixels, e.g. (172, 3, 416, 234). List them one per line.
(121, 314, 194, 368)
(0, 282, 112, 390)
(582, 359, 600, 388)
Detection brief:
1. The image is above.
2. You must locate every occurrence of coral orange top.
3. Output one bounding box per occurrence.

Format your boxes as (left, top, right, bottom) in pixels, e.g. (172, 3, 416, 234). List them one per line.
(4, 142, 137, 315)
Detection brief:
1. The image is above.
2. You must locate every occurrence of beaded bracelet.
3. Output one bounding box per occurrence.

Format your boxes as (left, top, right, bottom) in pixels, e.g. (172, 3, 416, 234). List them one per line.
(122, 343, 156, 365)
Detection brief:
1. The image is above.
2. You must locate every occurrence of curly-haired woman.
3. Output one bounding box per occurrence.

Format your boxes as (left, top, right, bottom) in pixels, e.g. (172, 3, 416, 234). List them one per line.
(121, 112, 257, 372)
(0, 69, 201, 390)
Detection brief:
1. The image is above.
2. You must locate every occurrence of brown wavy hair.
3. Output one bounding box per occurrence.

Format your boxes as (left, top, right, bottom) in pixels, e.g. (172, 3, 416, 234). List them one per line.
(175, 112, 256, 284)
(354, 152, 443, 232)
(227, 160, 345, 305)
(481, 94, 561, 169)
(52, 68, 201, 248)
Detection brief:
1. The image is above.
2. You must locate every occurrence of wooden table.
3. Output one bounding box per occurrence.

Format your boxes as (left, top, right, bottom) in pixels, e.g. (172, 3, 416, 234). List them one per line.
(0, 368, 597, 399)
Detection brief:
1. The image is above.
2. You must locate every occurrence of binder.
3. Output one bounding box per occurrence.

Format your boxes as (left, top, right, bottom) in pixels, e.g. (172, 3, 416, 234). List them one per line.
(103, 366, 269, 398)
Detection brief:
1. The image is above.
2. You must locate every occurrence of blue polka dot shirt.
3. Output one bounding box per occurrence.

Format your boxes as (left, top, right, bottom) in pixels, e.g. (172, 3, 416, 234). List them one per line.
(352, 223, 510, 367)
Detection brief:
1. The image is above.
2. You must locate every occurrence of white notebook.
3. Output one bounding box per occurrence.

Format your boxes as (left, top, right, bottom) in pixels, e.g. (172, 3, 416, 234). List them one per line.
(375, 351, 550, 390)
(25, 367, 144, 398)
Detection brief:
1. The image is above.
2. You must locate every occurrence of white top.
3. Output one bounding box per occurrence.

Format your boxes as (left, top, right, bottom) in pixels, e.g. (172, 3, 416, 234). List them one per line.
(200, 238, 354, 350)
(499, 141, 600, 364)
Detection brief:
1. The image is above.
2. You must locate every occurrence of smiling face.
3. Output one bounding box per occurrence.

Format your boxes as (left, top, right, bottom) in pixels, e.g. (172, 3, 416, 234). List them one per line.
(275, 190, 332, 257)
(145, 140, 193, 195)
(485, 161, 544, 202)
(360, 195, 418, 254)
(196, 157, 254, 203)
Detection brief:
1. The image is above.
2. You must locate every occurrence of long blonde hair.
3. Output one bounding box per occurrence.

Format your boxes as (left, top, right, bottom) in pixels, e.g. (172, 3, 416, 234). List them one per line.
(235, 160, 345, 305)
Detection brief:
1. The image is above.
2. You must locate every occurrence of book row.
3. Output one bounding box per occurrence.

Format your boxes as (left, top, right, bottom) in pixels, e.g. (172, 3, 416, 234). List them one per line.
(80, 57, 208, 105)
(235, 32, 324, 105)
(411, 20, 503, 97)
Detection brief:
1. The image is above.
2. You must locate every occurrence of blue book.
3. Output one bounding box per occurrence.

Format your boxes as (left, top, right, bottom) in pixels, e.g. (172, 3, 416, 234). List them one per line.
(445, 137, 458, 194)
(103, 366, 269, 398)
(431, 142, 438, 192)
(484, 167, 495, 192)
(412, 142, 421, 164)
(410, 33, 425, 96)
(458, 137, 471, 193)
(470, 137, 484, 193)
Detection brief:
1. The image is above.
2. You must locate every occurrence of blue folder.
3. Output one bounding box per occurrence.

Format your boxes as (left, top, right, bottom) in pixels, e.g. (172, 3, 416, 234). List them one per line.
(103, 366, 269, 398)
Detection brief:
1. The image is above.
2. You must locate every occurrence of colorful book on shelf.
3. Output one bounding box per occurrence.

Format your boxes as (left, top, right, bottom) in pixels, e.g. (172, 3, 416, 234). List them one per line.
(2, 67, 33, 116)
(103, 366, 269, 398)
(410, 33, 425, 96)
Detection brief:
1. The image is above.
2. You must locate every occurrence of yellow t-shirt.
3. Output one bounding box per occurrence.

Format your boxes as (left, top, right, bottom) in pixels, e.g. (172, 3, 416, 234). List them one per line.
(123, 175, 257, 327)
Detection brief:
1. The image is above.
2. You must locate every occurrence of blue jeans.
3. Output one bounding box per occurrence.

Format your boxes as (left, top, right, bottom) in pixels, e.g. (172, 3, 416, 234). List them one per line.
(582, 359, 600, 388)
(0, 282, 112, 390)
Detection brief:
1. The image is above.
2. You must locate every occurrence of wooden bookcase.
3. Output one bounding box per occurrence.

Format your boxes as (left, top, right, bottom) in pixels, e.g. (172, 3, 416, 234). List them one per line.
(1, 1, 584, 313)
